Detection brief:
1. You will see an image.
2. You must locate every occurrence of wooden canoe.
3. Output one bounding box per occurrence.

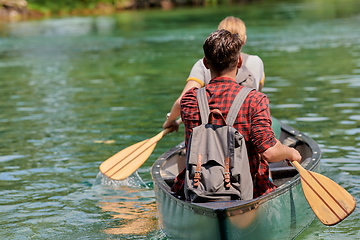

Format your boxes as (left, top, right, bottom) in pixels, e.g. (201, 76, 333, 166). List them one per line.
(151, 119, 321, 240)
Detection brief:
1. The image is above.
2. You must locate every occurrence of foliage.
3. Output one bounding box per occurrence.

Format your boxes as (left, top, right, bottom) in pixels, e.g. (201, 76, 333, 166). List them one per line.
(27, 0, 122, 13)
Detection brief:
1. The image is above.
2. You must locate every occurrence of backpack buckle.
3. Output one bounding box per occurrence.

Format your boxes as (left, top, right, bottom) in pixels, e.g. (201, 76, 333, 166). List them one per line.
(193, 154, 202, 187)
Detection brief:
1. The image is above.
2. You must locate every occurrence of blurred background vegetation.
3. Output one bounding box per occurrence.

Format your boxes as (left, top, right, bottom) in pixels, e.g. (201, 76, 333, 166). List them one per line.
(1, 0, 359, 22)
(0, 0, 262, 21)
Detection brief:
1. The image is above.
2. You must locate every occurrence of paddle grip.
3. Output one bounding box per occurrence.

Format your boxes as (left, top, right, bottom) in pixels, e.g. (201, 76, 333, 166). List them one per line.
(163, 118, 182, 135)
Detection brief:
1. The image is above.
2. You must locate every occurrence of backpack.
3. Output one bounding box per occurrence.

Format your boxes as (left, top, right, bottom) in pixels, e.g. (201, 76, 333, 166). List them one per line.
(237, 53, 257, 89)
(184, 87, 254, 203)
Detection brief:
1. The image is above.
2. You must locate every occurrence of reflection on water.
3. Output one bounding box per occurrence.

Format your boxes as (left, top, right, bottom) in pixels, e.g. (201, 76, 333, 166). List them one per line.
(95, 173, 164, 238)
(101, 200, 157, 235)
(0, 0, 360, 239)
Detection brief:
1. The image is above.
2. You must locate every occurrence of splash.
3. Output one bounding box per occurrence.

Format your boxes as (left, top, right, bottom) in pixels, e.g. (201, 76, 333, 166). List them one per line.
(95, 171, 149, 189)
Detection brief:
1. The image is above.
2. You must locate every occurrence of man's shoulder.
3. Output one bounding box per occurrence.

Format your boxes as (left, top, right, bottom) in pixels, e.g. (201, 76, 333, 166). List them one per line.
(246, 87, 265, 95)
(191, 58, 205, 70)
(246, 88, 268, 102)
(241, 53, 263, 64)
(187, 59, 210, 86)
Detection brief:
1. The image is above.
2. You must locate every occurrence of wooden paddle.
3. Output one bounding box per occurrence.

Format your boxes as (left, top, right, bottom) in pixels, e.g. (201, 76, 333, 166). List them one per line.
(291, 161, 356, 226)
(99, 119, 182, 181)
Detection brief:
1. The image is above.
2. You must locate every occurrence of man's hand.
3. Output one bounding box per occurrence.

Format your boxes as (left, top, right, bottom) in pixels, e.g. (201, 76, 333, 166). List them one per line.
(163, 119, 180, 133)
(288, 148, 301, 163)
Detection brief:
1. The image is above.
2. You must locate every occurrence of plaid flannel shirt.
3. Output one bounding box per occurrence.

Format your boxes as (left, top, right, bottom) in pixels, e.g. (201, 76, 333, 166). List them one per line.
(175, 77, 277, 198)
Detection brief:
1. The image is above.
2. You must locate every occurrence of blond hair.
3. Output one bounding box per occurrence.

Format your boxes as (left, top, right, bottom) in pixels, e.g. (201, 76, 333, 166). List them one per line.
(217, 16, 246, 43)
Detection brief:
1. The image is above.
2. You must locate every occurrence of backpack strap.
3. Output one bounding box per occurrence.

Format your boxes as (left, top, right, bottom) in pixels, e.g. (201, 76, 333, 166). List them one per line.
(226, 87, 253, 126)
(196, 87, 210, 125)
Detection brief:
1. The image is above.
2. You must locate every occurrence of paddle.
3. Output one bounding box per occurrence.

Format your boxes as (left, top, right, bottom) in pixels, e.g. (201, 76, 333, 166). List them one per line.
(99, 119, 182, 181)
(291, 161, 356, 226)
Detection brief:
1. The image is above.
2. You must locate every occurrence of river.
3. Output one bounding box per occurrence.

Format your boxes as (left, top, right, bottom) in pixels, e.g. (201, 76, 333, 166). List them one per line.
(0, 0, 359, 239)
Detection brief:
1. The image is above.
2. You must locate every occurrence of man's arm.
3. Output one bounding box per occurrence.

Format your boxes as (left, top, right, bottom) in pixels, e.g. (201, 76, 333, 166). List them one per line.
(261, 139, 301, 163)
(163, 59, 205, 131)
(250, 93, 301, 163)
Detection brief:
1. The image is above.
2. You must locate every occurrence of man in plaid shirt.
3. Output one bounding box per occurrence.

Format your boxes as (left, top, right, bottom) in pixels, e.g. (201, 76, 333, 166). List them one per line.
(171, 29, 301, 199)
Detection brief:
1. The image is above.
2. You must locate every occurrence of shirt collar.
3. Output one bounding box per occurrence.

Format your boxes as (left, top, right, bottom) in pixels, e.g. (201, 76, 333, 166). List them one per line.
(208, 76, 237, 85)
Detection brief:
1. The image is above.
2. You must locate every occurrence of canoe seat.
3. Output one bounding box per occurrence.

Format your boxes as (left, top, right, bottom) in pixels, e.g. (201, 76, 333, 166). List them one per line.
(161, 169, 177, 180)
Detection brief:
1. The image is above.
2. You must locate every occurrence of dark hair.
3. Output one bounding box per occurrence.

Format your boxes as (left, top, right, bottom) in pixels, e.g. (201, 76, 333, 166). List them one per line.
(203, 29, 243, 74)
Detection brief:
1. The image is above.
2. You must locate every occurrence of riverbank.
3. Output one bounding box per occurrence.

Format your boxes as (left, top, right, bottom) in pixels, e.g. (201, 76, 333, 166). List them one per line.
(0, 0, 217, 22)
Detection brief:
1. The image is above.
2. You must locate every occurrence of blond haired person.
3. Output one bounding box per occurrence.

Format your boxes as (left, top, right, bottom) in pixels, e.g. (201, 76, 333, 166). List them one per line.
(163, 16, 265, 131)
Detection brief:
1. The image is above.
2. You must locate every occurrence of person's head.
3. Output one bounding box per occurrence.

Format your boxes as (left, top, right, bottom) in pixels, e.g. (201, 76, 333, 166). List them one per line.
(203, 29, 243, 76)
(217, 16, 247, 44)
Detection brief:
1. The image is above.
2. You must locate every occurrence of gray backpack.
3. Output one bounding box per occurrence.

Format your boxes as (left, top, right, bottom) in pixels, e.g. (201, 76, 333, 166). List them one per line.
(184, 87, 254, 202)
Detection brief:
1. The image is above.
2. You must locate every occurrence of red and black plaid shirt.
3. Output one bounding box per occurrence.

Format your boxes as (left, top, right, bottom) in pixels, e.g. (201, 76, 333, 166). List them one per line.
(175, 77, 277, 198)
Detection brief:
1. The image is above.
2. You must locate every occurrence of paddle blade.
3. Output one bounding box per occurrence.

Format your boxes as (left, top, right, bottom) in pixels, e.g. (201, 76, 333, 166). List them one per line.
(99, 131, 165, 180)
(299, 169, 356, 226)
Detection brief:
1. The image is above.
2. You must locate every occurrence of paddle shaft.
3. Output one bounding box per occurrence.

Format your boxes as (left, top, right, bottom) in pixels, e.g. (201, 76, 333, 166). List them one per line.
(105, 124, 176, 175)
(99, 119, 182, 180)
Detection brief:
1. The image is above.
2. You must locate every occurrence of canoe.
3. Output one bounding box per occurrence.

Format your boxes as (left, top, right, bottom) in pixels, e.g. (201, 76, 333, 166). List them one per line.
(151, 119, 321, 240)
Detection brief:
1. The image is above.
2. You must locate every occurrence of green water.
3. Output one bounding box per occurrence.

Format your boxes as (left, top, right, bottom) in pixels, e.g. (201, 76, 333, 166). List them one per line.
(0, 0, 359, 239)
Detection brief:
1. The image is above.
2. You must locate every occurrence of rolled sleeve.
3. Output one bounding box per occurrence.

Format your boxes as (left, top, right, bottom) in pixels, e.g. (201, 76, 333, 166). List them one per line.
(249, 94, 277, 154)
